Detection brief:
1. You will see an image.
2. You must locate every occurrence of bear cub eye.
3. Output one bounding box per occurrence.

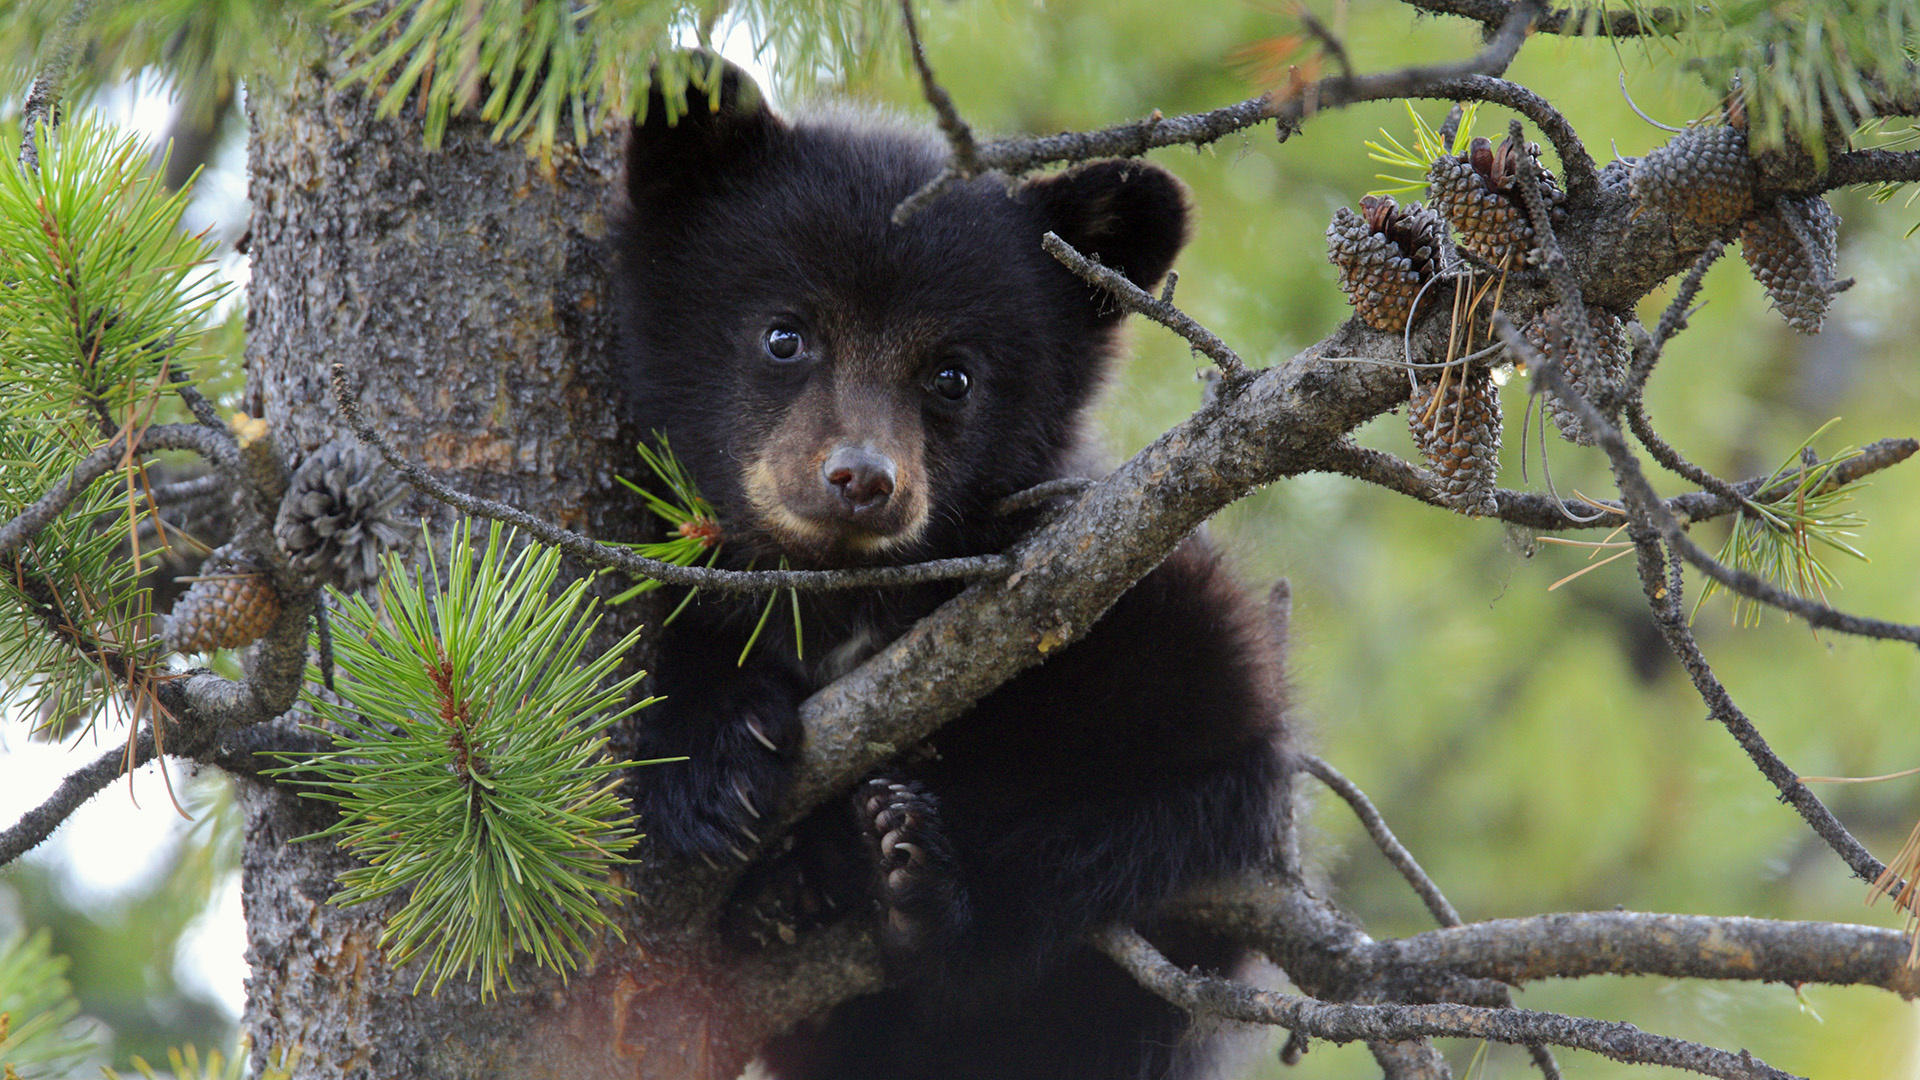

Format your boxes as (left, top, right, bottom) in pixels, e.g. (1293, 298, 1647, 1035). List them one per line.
(764, 326, 805, 363)
(927, 366, 971, 402)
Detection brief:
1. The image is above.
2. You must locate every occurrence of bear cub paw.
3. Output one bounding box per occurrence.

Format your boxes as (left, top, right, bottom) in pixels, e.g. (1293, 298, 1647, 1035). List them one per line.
(858, 777, 965, 957)
(636, 691, 800, 864)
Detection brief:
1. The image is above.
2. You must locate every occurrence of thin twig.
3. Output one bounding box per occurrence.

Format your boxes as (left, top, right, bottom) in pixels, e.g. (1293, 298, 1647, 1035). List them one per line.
(992, 477, 1096, 516)
(0, 730, 153, 867)
(1408, 75, 1601, 202)
(1040, 233, 1251, 385)
(1507, 318, 1920, 645)
(1303, 754, 1563, 1079)
(1498, 318, 1903, 883)
(1268, 2, 1544, 137)
(147, 472, 227, 506)
(329, 363, 1011, 593)
(898, 0, 976, 171)
(1295, 7, 1355, 79)
(167, 365, 227, 430)
(1092, 926, 1797, 1080)
(1629, 240, 1727, 395)
(1302, 754, 1461, 926)
(0, 425, 240, 562)
(17, 0, 95, 171)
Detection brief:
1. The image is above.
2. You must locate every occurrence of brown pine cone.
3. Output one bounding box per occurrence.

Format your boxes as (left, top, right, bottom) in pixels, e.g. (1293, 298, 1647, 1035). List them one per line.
(1740, 195, 1844, 333)
(163, 545, 281, 654)
(1326, 195, 1446, 331)
(1428, 135, 1560, 267)
(1409, 366, 1502, 515)
(1629, 124, 1756, 228)
(1521, 305, 1632, 445)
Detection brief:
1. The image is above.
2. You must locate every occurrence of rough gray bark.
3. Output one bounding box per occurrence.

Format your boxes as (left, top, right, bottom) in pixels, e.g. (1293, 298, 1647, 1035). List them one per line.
(236, 45, 686, 1078)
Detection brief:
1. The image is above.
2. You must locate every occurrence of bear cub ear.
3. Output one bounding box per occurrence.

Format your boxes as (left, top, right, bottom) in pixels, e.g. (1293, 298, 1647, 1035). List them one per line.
(1020, 160, 1191, 314)
(625, 51, 783, 205)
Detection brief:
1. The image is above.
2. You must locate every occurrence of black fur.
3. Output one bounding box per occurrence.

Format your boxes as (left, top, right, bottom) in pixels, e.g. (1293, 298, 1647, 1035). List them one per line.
(613, 58, 1288, 1080)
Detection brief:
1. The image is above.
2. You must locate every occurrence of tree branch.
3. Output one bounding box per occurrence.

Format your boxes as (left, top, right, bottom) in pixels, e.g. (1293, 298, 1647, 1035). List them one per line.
(0, 424, 239, 562)
(328, 362, 1011, 593)
(1378, 911, 1920, 996)
(1268, 2, 1544, 137)
(1405, 75, 1600, 202)
(1092, 925, 1799, 1080)
(1399, 0, 1685, 37)
(1304, 754, 1461, 926)
(1041, 232, 1251, 384)
(1498, 321, 1898, 885)
(0, 730, 153, 867)
(16, 0, 93, 171)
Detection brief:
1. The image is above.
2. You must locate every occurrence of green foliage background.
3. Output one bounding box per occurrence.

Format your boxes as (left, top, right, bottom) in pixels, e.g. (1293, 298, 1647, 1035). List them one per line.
(3, 1, 1919, 1077)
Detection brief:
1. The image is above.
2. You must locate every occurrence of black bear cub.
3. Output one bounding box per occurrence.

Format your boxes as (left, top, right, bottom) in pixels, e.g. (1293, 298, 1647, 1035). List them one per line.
(614, 59, 1289, 1080)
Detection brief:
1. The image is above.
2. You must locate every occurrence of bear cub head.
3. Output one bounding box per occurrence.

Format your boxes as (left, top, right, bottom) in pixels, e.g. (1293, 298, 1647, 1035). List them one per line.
(614, 58, 1189, 567)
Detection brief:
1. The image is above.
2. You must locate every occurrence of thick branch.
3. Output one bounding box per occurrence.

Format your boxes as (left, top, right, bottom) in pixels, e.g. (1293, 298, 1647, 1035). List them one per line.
(1400, 0, 1685, 37)
(1093, 925, 1797, 1080)
(780, 318, 1415, 825)
(1379, 911, 1920, 997)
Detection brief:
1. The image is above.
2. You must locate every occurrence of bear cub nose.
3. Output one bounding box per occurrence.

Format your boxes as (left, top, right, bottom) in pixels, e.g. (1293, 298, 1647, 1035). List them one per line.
(822, 445, 896, 516)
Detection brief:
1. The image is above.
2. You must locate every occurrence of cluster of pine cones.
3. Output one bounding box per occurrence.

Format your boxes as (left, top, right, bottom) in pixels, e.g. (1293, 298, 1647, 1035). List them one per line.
(162, 440, 409, 655)
(1627, 116, 1844, 333)
(1324, 108, 1844, 516)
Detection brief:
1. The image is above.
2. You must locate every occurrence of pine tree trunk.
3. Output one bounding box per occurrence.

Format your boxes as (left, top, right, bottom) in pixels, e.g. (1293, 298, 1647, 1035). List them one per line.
(235, 45, 800, 1080)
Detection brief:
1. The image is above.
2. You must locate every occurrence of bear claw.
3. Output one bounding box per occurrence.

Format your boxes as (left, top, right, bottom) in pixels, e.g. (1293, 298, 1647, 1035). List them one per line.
(856, 778, 962, 955)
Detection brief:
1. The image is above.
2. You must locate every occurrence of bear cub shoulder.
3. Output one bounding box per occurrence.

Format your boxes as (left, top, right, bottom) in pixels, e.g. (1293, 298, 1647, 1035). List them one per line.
(613, 59, 1289, 1080)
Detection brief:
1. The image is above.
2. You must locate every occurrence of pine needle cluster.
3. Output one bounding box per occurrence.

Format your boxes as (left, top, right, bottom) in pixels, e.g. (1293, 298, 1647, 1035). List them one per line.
(0, 114, 226, 730)
(99, 1040, 299, 1080)
(284, 520, 657, 999)
(1366, 101, 1480, 198)
(0, 928, 98, 1079)
(337, 0, 897, 153)
(1694, 422, 1869, 627)
(614, 434, 802, 664)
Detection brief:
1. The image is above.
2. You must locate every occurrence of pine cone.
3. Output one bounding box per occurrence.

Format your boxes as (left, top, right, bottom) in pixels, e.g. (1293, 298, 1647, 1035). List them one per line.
(1521, 304, 1631, 445)
(1598, 158, 1638, 198)
(275, 440, 411, 591)
(1327, 195, 1446, 331)
(1428, 135, 1559, 267)
(1629, 125, 1755, 228)
(1740, 195, 1844, 333)
(163, 546, 281, 653)
(1409, 366, 1502, 515)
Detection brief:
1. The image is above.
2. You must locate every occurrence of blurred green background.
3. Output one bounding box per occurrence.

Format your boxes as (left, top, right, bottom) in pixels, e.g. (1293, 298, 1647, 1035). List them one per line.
(5, 1, 1919, 1076)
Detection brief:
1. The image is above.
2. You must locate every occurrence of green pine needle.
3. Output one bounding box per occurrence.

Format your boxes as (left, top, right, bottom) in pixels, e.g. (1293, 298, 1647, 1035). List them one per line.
(0, 928, 99, 1079)
(283, 519, 663, 1000)
(1693, 420, 1871, 627)
(99, 1039, 300, 1080)
(0, 113, 227, 428)
(612, 434, 803, 661)
(0, 111, 226, 733)
(1366, 101, 1478, 198)
(331, 0, 897, 155)
(610, 432, 724, 604)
